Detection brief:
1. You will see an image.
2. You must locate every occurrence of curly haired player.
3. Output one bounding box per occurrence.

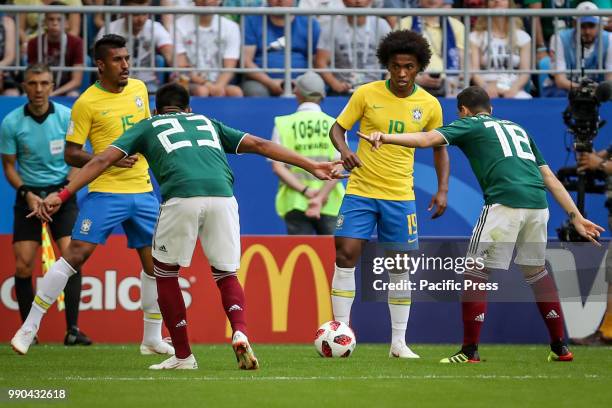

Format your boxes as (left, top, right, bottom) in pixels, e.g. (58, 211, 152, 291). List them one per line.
(329, 30, 450, 359)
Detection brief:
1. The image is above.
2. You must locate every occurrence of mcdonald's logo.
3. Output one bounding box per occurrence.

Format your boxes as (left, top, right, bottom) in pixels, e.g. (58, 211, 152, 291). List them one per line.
(226, 243, 333, 337)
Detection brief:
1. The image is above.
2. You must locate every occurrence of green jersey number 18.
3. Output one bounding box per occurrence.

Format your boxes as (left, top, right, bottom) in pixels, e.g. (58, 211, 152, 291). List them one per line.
(484, 120, 535, 162)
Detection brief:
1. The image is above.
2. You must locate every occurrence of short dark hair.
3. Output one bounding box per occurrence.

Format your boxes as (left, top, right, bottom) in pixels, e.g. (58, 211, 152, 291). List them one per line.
(155, 83, 190, 112)
(93, 34, 127, 61)
(457, 86, 492, 113)
(24, 63, 53, 80)
(376, 30, 432, 71)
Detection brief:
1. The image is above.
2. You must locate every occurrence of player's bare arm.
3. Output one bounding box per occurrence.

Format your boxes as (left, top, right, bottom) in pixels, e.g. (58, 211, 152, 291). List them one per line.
(539, 165, 604, 245)
(357, 130, 446, 149)
(330, 121, 361, 171)
(32, 147, 127, 222)
(430, 146, 449, 219)
(65, 141, 138, 169)
(237, 134, 346, 181)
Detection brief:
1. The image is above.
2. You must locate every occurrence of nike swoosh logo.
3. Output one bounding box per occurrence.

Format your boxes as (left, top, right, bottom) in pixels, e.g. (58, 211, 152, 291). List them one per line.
(372, 105, 384, 109)
(408, 238, 418, 243)
(101, 110, 110, 115)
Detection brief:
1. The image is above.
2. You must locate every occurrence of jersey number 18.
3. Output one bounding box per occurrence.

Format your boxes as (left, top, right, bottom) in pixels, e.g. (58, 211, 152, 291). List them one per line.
(484, 121, 535, 162)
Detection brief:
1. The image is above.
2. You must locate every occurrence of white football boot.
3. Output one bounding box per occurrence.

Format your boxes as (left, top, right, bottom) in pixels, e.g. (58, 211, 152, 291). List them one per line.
(232, 331, 259, 370)
(389, 340, 420, 359)
(11, 326, 37, 355)
(140, 337, 175, 355)
(149, 354, 198, 370)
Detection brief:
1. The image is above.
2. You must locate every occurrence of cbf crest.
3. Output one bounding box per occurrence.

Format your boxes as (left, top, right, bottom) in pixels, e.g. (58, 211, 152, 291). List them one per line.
(412, 107, 423, 121)
(80, 219, 92, 234)
(135, 96, 144, 111)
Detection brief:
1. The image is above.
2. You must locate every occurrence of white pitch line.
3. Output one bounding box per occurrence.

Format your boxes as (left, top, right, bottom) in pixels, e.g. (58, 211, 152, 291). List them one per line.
(47, 374, 602, 382)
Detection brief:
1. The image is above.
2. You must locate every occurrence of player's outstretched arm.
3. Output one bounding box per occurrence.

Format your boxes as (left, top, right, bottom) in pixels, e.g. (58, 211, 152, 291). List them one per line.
(330, 122, 361, 170)
(540, 165, 605, 245)
(238, 134, 347, 180)
(31, 147, 128, 222)
(357, 130, 445, 149)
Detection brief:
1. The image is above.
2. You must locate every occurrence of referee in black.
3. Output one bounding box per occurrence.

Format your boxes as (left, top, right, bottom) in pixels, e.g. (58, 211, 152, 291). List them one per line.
(1, 64, 91, 345)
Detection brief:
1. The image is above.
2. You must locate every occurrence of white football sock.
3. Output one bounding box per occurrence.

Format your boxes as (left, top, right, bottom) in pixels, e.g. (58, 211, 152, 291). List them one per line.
(331, 264, 356, 325)
(141, 271, 163, 346)
(24, 258, 76, 331)
(388, 271, 411, 344)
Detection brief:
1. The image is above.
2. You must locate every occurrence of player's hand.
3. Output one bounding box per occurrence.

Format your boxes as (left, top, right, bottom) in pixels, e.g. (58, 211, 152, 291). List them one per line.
(114, 154, 139, 168)
(340, 149, 362, 171)
(577, 152, 603, 172)
(572, 216, 605, 246)
(357, 131, 385, 150)
(428, 190, 448, 219)
(311, 160, 349, 180)
(305, 196, 323, 219)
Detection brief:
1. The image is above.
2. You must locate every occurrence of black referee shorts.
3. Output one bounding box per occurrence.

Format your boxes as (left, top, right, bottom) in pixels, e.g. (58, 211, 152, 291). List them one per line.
(13, 183, 78, 244)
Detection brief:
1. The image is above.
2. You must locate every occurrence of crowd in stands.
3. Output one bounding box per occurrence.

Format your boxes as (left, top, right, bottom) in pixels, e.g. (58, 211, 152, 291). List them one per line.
(0, 0, 610, 97)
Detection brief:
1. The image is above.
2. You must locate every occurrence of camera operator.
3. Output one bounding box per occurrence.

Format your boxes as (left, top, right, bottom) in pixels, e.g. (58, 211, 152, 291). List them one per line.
(549, 2, 612, 95)
(572, 148, 612, 345)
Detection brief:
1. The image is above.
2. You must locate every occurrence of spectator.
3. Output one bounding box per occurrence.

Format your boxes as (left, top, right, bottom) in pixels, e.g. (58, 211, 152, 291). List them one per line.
(299, 0, 345, 31)
(223, 0, 265, 23)
(381, 0, 419, 28)
(242, 0, 320, 96)
(95, 0, 189, 92)
(160, 0, 195, 32)
(470, 0, 532, 99)
(14, 0, 82, 43)
(27, 2, 84, 97)
(0, 10, 19, 96)
(315, 0, 391, 95)
(523, 0, 610, 63)
(400, 0, 465, 96)
(270, 71, 344, 235)
(175, 0, 243, 97)
(93, 0, 121, 34)
(550, 1, 612, 93)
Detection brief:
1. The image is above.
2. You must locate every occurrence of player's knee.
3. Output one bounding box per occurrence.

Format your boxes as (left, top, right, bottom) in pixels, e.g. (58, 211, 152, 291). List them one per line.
(335, 246, 359, 268)
(520, 264, 546, 279)
(62, 241, 94, 269)
(211, 267, 237, 282)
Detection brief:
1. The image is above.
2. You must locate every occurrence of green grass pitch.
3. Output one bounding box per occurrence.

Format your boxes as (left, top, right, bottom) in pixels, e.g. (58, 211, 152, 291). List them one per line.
(1, 344, 610, 408)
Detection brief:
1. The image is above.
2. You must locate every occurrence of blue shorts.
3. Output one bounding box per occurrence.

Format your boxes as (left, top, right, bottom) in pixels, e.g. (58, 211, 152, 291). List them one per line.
(334, 194, 418, 247)
(72, 192, 159, 249)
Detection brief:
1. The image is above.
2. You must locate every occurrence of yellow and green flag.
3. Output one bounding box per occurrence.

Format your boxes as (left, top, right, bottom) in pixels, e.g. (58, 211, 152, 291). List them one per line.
(42, 223, 65, 311)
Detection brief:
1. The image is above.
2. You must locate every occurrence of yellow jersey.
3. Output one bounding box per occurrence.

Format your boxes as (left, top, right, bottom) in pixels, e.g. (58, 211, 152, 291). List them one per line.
(336, 81, 443, 201)
(66, 79, 152, 193)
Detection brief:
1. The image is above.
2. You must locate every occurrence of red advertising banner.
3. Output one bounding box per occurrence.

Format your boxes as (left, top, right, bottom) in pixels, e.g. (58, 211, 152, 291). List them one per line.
(0, 235, 336, 343)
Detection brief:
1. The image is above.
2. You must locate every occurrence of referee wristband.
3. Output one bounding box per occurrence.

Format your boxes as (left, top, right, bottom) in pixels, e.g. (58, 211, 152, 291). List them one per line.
(57, 188, 73, 203)
(17, 185, 30, 199)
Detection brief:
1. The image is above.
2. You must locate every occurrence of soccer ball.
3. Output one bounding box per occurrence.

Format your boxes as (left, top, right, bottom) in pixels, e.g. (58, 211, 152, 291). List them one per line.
(314, 320, 356, 358)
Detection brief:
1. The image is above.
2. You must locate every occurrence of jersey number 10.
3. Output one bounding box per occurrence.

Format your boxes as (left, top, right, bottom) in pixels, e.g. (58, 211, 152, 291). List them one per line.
(484, 121, 535, 162)
(152, 115, 221, 154)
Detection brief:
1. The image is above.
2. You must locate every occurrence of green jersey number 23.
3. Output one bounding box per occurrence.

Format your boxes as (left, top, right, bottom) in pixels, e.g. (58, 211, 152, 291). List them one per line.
(153, 115, 221, 153)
